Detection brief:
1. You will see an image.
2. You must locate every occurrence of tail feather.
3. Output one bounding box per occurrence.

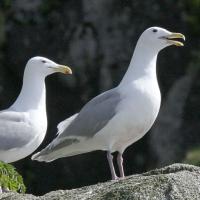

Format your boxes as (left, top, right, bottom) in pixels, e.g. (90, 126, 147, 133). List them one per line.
(31, 143, 63, 162)
(31, 151, 46, 162)
(31, 148, 88, 162)
(32, 137, 93, 162)
(31, 151, 60, 162)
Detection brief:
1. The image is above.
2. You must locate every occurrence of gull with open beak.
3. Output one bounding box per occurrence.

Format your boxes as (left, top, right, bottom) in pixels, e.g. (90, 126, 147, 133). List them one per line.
(32, 27, 185, 181)
(0, 56, 72, 163)
(160, 32, 185, 46)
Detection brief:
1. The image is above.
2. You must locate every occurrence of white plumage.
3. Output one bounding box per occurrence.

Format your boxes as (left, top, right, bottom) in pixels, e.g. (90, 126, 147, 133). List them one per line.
(32, 27, 185, 180)
(0, 56, 72, 163)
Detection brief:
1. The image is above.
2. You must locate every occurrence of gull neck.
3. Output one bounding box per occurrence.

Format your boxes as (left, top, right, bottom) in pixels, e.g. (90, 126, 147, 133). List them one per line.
(11, 67, 46, 112)
(120, 41, 159, 86)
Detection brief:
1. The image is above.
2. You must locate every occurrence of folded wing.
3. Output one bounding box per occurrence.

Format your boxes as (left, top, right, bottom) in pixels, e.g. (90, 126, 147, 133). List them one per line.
(32, 88, 122, 161)
(0, 110, 34, 150)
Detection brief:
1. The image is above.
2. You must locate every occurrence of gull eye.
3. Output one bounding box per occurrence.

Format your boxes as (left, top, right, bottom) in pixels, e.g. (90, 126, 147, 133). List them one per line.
(41, 60, 46, 63)
(152, 29, 158, 33)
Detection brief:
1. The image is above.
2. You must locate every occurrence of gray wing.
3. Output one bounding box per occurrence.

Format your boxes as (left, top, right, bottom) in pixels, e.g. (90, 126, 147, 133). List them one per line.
(57, 113, 78, 136)
(31, 88, 122, 161)
(58, 88, 121, 139)
(0, 110, 34, 150)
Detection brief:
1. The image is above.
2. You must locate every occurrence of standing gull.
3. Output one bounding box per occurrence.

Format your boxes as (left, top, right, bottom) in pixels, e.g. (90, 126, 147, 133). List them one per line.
(0, 56, 72, 163)
(32, 27, 185, 180)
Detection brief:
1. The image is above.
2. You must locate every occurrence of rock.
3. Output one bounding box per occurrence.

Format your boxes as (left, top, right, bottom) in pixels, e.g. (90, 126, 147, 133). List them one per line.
(0, 163, 200, 200)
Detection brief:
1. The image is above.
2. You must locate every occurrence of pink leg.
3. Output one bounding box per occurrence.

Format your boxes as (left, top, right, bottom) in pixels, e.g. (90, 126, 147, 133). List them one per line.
(107, 151, 118, 180)
(117, 152, 125, 178)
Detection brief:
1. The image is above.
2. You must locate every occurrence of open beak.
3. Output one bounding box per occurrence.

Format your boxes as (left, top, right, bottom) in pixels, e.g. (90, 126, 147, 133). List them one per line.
(160, 33, 185, 47)
(49, 65, 72, 74)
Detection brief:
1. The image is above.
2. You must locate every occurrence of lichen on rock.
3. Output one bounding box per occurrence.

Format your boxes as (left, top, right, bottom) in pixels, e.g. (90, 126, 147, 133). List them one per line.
(0, 163, 200, 199)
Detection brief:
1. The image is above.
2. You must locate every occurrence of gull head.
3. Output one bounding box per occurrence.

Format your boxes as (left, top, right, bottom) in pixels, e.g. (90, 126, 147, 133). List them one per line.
(139, 27, 185, 51)
(26, 56, 72, 76)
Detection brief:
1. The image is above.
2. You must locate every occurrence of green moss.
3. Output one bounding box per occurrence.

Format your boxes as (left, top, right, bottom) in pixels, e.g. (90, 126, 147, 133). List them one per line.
(0, 161, 26, 193)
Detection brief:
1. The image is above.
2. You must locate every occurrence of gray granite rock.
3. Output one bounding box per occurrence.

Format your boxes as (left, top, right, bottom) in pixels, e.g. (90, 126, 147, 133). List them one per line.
(1, 163, 200, 200)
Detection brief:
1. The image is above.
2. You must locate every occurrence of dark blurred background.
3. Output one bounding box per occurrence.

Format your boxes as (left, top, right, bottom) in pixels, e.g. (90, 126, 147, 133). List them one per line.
(0, 0, 200, 195)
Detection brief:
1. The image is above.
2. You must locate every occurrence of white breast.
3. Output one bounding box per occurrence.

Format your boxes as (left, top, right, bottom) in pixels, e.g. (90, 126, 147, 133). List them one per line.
(94, 78, 161, 153)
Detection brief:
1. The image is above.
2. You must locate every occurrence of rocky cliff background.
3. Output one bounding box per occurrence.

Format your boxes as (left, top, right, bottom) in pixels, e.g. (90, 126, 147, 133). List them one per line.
(0, 0, 200, 195)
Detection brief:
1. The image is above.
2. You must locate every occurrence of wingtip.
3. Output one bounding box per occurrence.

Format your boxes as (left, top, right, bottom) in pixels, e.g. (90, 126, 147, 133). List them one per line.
(31, 152, 41, 161)
(31, 152, 54, 162)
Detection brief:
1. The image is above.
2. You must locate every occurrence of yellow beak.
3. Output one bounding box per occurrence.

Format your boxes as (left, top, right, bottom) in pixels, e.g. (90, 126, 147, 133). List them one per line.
(164, 32, 185, 46)
(49, 65, 72, 74)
